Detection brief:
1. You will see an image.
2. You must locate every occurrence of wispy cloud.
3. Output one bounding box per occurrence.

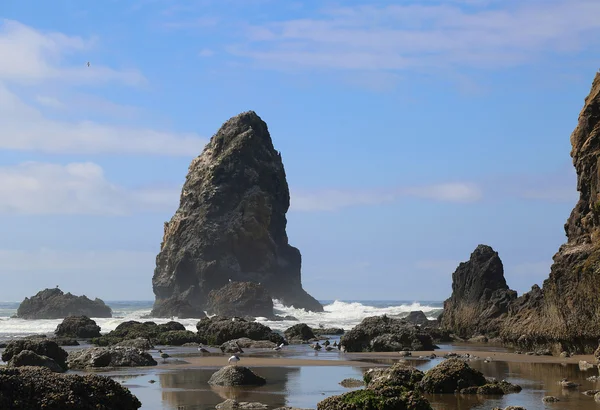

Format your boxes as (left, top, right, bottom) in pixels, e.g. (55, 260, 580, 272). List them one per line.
(229, 0, 600, 72)
(0, 162, 179, 215)
(0, 19, 144, 86)
(0, 20, 207, 156)
(290, 182, 482, 211)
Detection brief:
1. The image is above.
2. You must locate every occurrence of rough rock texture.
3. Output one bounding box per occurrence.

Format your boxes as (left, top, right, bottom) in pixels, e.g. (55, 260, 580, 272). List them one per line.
(404, 311, 430, 326)
(151, 111, 323, 317)
(92, 320, 186, 346)
(0, 366, 141, 410)
(54, 315, 101, 338)
(285, 323, 316, 342)
(501, 74, 600, 353)
(341, 316, 435, 352)
(116, 337, 153, 350)
(196, 316, 284, 345)
(16, 288, 111, 319)
(67, 346, 157, 369)
(419, 359, 487, 394)
(595, 342, 600, 362)
(441, 245, 517, 338)
(155, 330, 199, 346)
(340, 378, 365, 388)
(224, 337, 277, 349)
(317, 362, 431, 410)
(150, 297, 207, 319)
(2, 339, 68, 371)
(8, 350, 64, 373)
(208, 365, 266, 386)
(208, 281, 274, 318)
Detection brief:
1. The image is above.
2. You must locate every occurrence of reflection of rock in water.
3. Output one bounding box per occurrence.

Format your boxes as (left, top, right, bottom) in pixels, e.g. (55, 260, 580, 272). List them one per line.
(158, 367, 300, 409)
(426, 360, 600, 410)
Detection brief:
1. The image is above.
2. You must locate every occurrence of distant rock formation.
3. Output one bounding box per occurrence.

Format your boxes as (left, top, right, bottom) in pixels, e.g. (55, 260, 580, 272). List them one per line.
(441, 245, 517, 338)
(16, 288, 112, 319)
(207, 281, 274, 318)
(501, 73, 600, 353)
(151, 111, 322, 317)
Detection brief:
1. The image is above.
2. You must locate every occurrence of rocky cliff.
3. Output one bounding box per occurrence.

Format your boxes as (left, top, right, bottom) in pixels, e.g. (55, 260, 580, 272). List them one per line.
(16, 288, 112, 319)
(441, 245, 517, 338)
(501, 73, 600, 353)
(151, 111, 322, 317)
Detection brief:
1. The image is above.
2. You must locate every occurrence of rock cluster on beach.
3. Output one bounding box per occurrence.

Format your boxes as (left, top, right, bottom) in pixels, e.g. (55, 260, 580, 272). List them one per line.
(196, 315, 285, 345)
(92, 320, 199, 346)
(16, 288, 112, 319)
(151, 111, 322, 318)
(67, 346, 157, 369)
(340, 315, 437, 352)
(0, 366, 141, 410)
(441, 245, 517, 339)
(55, 315, 102, 338)
(2, 339, 68, 372)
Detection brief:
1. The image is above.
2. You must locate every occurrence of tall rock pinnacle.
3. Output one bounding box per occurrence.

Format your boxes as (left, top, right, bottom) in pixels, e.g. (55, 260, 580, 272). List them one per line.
(151, 111, 323, 317)
(502, 73, 600, 352)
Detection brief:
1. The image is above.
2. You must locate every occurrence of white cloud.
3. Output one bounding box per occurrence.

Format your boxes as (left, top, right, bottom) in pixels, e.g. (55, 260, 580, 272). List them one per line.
(0, 84, 206, 156)
(0, 19, 144, 86)
(403, 182, 482, 203)
(290, 182, 482, 211)
(230, 0, 600, 71)
(0, 162, 178, 215)
(0, 20, 206, 156)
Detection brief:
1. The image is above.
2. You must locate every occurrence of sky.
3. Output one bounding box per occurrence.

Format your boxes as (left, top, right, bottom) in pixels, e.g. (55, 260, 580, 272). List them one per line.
(0, 0, 599, 302)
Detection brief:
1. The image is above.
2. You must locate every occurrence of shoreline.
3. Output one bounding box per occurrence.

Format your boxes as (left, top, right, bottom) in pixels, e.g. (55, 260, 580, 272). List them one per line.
(154, 349, 598, 370)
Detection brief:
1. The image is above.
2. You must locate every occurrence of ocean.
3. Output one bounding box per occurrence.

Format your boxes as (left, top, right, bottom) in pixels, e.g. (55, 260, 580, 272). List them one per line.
(0, 300, 444, 340)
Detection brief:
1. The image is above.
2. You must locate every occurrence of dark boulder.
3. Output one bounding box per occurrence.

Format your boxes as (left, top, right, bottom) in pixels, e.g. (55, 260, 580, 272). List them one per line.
(208, 281, 274, 318)
(16, 288, 111, 319)
(116, 338, 153, 350)
(2, 339, 68, 371)
(8, 350, 64, 373)
(404, 311, 430, 326)
(312, 327, 344, 337)
(151, 111, 323, 317)
(67, 346, 157, 369)
(155, 330, 199, 346)
(318, 363, 431, 410)
(441, 245, 517, 339)
(0, 366, 141, 410)
(151, 297, 207, 319)
(51, 337, 80, 346)
(460, 379, 522, 395)
(55, 315, 101, 338)
(196, 316, 284, 345)
(208, 365, 266, 386)
(341, 315, 435, 352)
(91, 320, 187, 346)
(284, 323, 315, 342)
(419, 358, 487, 393)
(223, 337, 277, 349)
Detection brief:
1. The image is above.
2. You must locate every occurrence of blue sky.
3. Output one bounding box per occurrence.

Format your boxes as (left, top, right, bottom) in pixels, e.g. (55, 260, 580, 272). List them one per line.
(0, 0, 598, 302)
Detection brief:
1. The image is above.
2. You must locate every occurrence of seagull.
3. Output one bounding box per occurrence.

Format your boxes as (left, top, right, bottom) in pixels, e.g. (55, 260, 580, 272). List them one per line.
(229, 279, 232, 283)
(198, 345, 209, 353)
(273, 343, 285, 351)
(158, 349, 170, 363)
(310, 342, 322, 351)
(560, 378, 580, 389)
(228, 355, 240, 366)
(87, 62, 90, 67)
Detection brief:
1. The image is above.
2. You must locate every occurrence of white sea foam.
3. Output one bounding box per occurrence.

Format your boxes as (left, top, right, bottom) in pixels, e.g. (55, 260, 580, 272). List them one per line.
(0, 300, 443, 338)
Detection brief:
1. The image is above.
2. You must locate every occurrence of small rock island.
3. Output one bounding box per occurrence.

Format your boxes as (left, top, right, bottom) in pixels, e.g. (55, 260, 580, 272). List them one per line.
(16, 288, 112, 319)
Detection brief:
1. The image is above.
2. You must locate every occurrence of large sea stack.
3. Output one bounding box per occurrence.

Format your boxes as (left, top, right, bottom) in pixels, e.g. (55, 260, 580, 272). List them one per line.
(501, 73, 600, 353)
(151, 111, 323, 317)
(441, 245, 516, 338)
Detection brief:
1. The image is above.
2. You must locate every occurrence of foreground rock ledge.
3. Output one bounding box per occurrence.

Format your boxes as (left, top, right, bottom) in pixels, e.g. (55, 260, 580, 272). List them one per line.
(151, 110, 323, 317)
(0, 366, 141, 410)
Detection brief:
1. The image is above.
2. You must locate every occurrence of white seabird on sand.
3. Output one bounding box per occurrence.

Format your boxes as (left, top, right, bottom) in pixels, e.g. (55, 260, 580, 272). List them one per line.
(273, 343, 285, 351)
(198, 345, 210, 353)
(228, 355, 240, 365)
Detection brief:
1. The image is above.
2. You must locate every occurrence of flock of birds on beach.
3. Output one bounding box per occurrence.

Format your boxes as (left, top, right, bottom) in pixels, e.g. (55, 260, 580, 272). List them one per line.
(156, 337, 345, 366)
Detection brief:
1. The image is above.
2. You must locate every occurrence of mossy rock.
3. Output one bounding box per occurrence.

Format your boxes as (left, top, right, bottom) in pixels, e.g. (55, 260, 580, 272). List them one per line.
(419, 359, 487, 394)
